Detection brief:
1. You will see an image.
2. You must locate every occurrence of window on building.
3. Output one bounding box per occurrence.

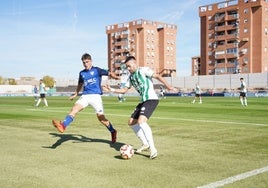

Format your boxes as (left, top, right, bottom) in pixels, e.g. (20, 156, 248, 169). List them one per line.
(243, 57, 249, 64)
(215, 68, 226, 74)
(227, 67, 236, 73)
(200, 6, 207, 12)
(216, 59, 225, 64)
(244, 19, 248, 23)
(215, 50, 225, 55)
(243, 67, 249, 73)
(216, 31, 225, 36)
(244, 8, 249, 14)
(217, 40, 225, 46)
(209, 24, 213, 29)
(227, 29, 237, 35)
(244, 28, 248, 33)
(241, 48, 248, 54)
(208, 33, 212, 39)
(208, 5, 212, 11)
(226, 48, 238, 54)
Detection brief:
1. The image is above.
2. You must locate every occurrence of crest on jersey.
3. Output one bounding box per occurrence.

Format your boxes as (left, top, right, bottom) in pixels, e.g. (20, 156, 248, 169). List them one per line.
(90, 71, 95, 75)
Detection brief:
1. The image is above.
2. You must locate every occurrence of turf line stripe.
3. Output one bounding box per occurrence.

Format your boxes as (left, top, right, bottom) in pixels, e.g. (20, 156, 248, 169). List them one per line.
(197, 166, 268, 188)
(27, 108, 268, 127)
(154, 117, 268, 127)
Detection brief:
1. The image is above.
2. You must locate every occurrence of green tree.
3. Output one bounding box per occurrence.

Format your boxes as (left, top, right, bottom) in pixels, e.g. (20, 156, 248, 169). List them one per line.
(8, 78, 17, 85)
(42, 75, 55, 88)
(0, 76, 4, 85)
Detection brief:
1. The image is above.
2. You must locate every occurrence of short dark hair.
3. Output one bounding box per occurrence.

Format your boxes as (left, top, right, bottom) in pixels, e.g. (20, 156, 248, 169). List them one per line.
(124, 56, 136, 64)
(240, 77, 244, 80)
(81, 53, 92, 61)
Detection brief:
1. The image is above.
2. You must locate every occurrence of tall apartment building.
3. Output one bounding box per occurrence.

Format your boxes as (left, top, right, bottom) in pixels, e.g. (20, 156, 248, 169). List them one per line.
(106, 19, 177, 77)
(192, 56, 201, 76)
(198, 0, 268, 75)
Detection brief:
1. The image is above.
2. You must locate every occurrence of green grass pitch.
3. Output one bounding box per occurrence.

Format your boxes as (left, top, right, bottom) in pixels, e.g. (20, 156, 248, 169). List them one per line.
(0, 96, 267, 188)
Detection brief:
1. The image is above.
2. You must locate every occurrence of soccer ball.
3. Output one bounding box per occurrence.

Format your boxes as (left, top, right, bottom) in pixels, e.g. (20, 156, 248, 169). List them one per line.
(120, 144, 134, 159)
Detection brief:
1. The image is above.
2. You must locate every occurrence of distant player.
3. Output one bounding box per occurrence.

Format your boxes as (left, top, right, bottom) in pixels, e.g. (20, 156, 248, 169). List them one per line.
(159, 86, 166, 99)
(239, 77, 248, 106)
(192, 83, 202, 104)
(33, 85, 38, 101)
(35, 79, 48, 107)
(52, 53, 118, 143)
(118, 63, 129, 102)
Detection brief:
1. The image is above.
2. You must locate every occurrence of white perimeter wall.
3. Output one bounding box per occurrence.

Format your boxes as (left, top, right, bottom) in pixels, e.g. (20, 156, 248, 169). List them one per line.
(1, 73, 267, 93)
(0, 85, 33, 93)
(155, 72, 268, 90)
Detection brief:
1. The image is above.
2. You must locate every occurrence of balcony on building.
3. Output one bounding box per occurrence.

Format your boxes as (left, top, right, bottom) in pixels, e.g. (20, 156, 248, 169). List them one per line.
(241, 37, 249, 42)
(214, 32, 226, 41)
(214, 12, 225, 22)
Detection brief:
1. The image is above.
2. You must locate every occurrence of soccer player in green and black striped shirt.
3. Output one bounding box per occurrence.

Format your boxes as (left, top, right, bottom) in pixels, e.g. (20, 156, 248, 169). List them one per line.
(106, 56, 176, 159)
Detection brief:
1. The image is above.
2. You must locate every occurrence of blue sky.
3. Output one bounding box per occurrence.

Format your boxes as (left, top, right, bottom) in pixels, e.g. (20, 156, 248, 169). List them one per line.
(0, 0, 215, 79)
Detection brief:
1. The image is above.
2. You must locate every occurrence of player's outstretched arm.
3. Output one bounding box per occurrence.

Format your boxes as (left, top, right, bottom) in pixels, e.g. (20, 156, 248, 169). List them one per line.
(69, 83, 83, 100)
(152, 74, 177, 92)
(103, 85, 129, 94)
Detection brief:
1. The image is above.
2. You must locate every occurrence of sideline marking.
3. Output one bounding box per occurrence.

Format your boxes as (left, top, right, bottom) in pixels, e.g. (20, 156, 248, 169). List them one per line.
(154, 117, 268, 126)
(27, 108, 268, 127)
(197, 166, 268, 188)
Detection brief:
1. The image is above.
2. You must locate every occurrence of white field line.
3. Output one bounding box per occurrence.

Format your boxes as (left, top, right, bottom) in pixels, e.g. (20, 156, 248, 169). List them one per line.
(27, 108, 268, 127)
(197, 166, 268, 188)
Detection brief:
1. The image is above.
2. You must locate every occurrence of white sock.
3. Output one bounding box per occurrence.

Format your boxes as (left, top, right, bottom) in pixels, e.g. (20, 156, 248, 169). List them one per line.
(36, 99, 41, 106)
(44, 99, 48, 106)
(240, 98, 244, 105)
(244, 98, 247, 106)
(130, 124, 149, 146)
(139, 122, 156, 151)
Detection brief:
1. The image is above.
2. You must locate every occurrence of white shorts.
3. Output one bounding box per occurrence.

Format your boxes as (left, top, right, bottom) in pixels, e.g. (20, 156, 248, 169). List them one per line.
(75, 94, 104, 114)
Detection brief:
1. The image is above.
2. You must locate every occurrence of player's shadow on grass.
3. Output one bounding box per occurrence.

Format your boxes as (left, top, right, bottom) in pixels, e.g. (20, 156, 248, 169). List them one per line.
(42, 133, 124, 151)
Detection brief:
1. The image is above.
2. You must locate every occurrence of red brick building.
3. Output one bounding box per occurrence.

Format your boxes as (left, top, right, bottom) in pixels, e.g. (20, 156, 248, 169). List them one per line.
(106, 19, 177, 77)
(197, 0, 268, 75)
